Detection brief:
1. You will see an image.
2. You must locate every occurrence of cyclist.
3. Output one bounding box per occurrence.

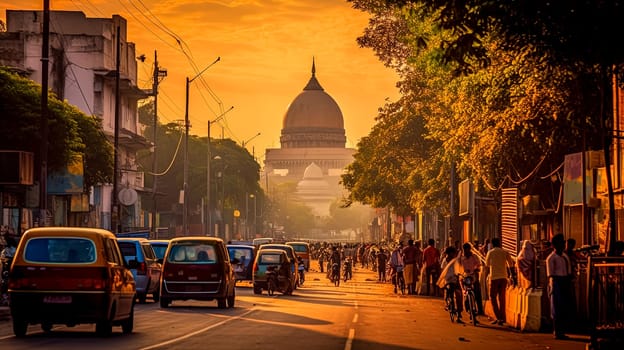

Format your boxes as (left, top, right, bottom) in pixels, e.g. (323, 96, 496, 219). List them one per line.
(390, 242, 404, 293)
(437, 246, 463, 323)
(458, 243, 483, 316)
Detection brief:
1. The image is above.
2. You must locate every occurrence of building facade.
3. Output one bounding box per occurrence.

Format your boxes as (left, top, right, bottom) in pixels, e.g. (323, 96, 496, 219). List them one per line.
(264, 60, 355, 217)
(0, 10, 149, 232)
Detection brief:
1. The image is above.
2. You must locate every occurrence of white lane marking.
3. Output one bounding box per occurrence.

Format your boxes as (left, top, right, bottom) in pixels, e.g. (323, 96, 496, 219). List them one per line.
(345, 298, 358, 350)
(138, 308, 256, 350)
(344, 328, 355, 350)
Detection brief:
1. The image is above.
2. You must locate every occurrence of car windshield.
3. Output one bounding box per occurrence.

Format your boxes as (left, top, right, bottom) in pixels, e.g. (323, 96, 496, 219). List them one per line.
(228, 248, 252, 264)
(24, 237, 96, 264)
(168, 243, 217, 264)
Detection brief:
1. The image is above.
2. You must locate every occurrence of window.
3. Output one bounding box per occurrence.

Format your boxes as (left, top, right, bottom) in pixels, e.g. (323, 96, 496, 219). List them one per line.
(24, 237, 96, 264)
(105, 238, 123, 265)
(260, 253, 282, 264)
(167, 243, 218, 264)
(141, 243, 157, 260)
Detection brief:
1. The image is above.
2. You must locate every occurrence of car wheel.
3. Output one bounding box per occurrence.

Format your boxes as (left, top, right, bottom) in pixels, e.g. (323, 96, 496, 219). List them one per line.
(253, 285, 262, 295)
(121, 303, 134, 334)
(217, 298, 226, 309)
(159, 297, 170, 308)
(41, 322, 53, 332)
(227, 288, 235, 308)
(12, 318, 28, 337)
(152, 286, 160, 303)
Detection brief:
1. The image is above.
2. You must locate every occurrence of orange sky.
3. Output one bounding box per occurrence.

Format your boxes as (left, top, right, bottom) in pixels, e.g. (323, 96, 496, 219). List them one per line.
(1, 0, 399, 162)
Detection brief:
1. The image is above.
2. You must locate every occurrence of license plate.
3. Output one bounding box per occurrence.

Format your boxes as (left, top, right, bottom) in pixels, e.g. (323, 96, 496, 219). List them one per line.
(43, 295, 72, 304)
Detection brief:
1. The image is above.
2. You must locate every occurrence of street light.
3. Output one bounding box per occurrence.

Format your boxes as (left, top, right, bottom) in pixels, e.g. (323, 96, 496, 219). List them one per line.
(248, 193, 257, 238)
(183, 56, 220, 236)
(242, 132, 261, 148)
(206, 106, 234, 236)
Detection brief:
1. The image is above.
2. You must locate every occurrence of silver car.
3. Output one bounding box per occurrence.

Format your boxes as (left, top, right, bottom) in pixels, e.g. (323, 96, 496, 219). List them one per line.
(117, 238, 161, 303)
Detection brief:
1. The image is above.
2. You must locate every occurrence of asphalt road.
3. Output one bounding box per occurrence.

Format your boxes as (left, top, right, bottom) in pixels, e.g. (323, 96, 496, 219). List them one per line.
(0, 262, 590, 350)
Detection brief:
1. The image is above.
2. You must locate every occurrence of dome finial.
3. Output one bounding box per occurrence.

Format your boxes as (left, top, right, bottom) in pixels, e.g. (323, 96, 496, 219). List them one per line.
(304, 57, 323, 91)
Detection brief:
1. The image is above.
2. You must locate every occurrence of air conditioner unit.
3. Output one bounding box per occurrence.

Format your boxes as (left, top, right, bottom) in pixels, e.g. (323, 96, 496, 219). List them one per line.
(0, 151, 34, 185)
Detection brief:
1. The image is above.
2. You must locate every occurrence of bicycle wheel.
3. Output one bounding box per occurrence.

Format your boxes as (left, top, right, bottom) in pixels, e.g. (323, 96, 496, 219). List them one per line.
(267, 276, 276, 296)
(467, 292, 478, 325)
(334, 273, 340, 286)
(447, 296, 456, 322)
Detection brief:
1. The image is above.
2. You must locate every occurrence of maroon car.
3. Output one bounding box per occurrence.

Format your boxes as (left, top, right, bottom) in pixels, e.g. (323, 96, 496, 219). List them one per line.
(159, 237, 236, 309)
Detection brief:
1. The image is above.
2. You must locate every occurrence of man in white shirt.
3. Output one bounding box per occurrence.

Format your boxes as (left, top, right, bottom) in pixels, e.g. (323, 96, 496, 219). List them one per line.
(546, 233, 572, 340)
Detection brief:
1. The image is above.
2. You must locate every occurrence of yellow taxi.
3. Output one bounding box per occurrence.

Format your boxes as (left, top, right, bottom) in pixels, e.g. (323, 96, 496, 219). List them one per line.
(8, 227, 136, 337)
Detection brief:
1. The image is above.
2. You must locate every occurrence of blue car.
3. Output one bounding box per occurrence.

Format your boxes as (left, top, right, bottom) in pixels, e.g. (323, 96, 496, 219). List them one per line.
(117, 238, 162, 303)
(149, 239, 170, 264)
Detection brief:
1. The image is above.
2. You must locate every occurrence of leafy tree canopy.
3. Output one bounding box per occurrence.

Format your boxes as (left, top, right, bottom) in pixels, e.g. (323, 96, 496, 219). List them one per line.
(0, 67, 113, 188)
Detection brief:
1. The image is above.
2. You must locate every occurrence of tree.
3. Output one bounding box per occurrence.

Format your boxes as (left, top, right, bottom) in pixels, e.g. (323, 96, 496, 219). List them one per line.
(378, 0, 624, 254)
(347, 0, 604, 240)
(137, 102, 264, 230)
(0, 67, 113, 188)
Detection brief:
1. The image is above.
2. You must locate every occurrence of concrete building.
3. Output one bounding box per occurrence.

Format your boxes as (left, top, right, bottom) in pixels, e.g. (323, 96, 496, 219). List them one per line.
(264, 60, 355, 217)
(0, 10, 149, 231)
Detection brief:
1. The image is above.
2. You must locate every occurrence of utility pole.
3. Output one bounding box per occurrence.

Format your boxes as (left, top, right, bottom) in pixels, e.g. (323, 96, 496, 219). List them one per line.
(39, 0, 50, 228)
(183, 57, 222, 236)
(112, 26, 121, 233)
(151, 50, 167, 238)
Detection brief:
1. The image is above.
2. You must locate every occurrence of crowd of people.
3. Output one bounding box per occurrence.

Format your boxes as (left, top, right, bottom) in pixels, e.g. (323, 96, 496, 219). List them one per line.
(309, 235, 624, 339)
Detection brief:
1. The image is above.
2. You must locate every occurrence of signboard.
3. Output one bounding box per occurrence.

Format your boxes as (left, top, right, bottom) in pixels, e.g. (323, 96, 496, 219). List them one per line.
(563, 152, 593, 205)
(48, 155, 84, 194)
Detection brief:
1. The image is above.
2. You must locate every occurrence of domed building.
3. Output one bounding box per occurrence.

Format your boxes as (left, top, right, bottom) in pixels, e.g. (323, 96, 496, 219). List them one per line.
(264, 59, 355, 216)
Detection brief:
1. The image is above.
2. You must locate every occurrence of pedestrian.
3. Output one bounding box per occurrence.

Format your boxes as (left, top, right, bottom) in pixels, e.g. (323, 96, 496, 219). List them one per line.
(328, 245, 342, 280)
(318, 248, 325, 273)
(547, 233, 572, 340)
(517, 240, 536, 289)
(484, 237, 515, 325)
(423, 238, 441, 296)
(402, 239, 419, 294)
(377, 248, 388, 282)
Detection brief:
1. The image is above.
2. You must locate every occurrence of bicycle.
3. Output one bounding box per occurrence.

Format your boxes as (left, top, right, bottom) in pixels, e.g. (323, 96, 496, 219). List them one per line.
(444, 283, 460, 323)
(459, 273, 479, 325)
(392, 266, 406, 294)
(266, 266, 278, 296)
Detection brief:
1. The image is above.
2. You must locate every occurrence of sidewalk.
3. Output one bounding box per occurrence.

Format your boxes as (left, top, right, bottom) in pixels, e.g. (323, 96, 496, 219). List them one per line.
(312, 259, 593, 350)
